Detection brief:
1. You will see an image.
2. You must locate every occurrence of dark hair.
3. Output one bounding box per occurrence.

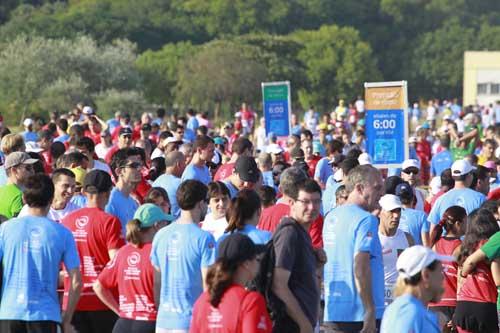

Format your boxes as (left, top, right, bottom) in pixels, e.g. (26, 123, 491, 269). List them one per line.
(430, 206, 466, 247)
(335, 185, 348, 200)
(481, 200, 499, 217)
(176, 180, 207, 210)
(197, 125, 208, 136)
(26, 152, 45, 174)
(231, 138, 253, 155)
(110, 147, 144, 179)
(206, 258, 239, 307)
(340, 158, 360, 177)
(279, 166, 307, 198)
(257, 185, 276, 208)
(301, 129, 313, 140)
(292, 178, 322, 200)
(326, 139, 344, 155)
(441, 168, 455, 189)
(458, 209, 499, 265)
(39, 130, 52, 141)
(159, 131, 173, 141)
(51, 168, 76, 184)
(56, 151, 88, 169)
(56, 118, 68, 132)
(149, 157, 166, 182)
(385, 176, 404, 195)
(50, 142, 66, 162)
(76, 136, 95, 153)
(345, 148, 362, 160)
(207, 181, 230, 199)
(193, 135, 214, 151)
(156, 108, 166, 118)
(23, 174, 54, 208)
(225, 189, 261, 233)
(440, 135, 451, 149)
(145, 187, 169, 205)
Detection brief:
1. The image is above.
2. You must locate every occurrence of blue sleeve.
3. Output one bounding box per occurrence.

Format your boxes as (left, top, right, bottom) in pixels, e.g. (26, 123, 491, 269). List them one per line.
(181, 165, 194, 182)
(314, 159, 326, 181)
(63, 228, 80, 271)
(427, 198, 440, 225)
(430, 159, 436, 176)
(354, 215, 377, 254)
(150, 236, 161, 269)
(200, 233, 216, 268)
(0, 224, 4, 261)
(420, 213, 430, 233)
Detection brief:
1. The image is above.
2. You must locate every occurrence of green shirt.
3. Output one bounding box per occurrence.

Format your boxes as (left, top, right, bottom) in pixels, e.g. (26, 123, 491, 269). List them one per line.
(0, 183, 23, 219)
(481, 231, 500, 308)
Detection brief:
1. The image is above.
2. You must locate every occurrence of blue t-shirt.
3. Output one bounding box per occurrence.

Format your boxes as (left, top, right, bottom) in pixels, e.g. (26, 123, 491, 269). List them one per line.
(151, 222, 216, 330)
(106, 119, 120, 133)
(431, 150, 453, 177)
(69, 194, 87, 208)
(218, 224, 271, 246)
(22, 131, 38, 143)
(54, 133, 70, 143)
(222, 180, 238, 199)
(381, 294, 439, 333)
(314, 157, 333, 185)
(322, 175, 341, 216)
(152, 173, 182, 218)
(428, 188, 486, 225)
(323, 204, 385, 322)
(0, 216, 79, 322)
(261, 170, 274, 188)
(399, 208, 429, 245)
(181, 164, 211, 185)
(105, 188, 139, 234)
(184, 129, 196, 143)
(187, 116, 199, 132)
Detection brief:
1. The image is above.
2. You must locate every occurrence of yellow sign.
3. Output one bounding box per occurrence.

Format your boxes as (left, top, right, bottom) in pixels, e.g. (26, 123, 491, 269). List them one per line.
(365, 86, 405, 110)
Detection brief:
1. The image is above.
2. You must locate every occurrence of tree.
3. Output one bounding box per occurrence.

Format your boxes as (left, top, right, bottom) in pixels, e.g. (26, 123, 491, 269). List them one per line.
(175, 40, 267, 121)
(292, 25, 381, 111)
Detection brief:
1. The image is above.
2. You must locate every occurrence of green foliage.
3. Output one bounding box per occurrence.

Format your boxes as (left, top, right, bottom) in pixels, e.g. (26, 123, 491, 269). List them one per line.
(292, 25, 382, 111)
(94, 89, 152, 120)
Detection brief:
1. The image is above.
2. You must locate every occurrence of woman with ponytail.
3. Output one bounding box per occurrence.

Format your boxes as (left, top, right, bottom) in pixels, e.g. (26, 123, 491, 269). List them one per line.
(93, 204, 172, 333)
(428, 205, 466, 331)
(190, 233, 272, 333)
(219, 189, 271, 245)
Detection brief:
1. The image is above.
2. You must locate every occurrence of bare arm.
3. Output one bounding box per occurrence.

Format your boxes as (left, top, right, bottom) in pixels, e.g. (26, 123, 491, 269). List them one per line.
(462, 248, 487, 276)
(154, 268, 161, 309)
(93, 280, 120, 315)
(354, 252, 376, 333)
(405, 233, 415, 247)
(108, 249, 118, 261)
(272, 267, 313, 333)
(202, 267, 209, 291)
(421, 231, 430, 247)
(62, 268, 82, 331)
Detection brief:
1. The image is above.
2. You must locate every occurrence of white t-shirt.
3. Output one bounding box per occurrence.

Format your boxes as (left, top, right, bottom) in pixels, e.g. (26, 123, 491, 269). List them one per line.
(151, 147, 164, 160)
(379, 228, 409, 305)
(426, 105, 436, 121)
(18, 201, 81, 223)
(355, 99, 365, 112)
(95, 143, 113, 160)
(201, 213, 228, 241)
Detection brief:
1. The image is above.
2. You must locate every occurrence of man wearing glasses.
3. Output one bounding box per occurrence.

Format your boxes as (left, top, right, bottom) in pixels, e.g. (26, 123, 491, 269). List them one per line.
(401, 159, 427, 212)
(0, 152, 37, 219)
(105, 147, 142, 235)
(104, 127, 134, 164)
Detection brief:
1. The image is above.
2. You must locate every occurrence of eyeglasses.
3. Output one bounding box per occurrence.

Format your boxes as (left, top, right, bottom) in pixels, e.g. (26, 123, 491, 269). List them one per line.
(123, 162, 142, 169)
(403, 168, 419, 175)
(296, 198, 322, 206)
(121, 134, 132, 139)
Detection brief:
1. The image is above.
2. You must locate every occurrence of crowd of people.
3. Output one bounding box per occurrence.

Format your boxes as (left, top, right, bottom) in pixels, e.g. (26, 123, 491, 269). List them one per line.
(0, 98, 498, 333)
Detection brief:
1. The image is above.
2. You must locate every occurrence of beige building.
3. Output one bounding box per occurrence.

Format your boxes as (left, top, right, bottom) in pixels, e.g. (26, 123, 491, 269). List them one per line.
(463, 51, 500, 106)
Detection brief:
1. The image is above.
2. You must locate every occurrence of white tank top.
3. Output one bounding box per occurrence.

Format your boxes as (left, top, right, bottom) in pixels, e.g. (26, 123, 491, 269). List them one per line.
(379, 229, 409, 305)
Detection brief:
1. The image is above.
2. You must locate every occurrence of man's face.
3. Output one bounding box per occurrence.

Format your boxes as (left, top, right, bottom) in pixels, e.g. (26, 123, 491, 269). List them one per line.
(401, 167, 419, 186)
(54, 175, 76, 205)
(118, 134, 133, 148)
(200, 143, 215, 162)
(14, 163, 35, 184)
(290, 190, 321, 225)
(234, 174, 256, 191)
(77, 146, 92, 160)
(174, 128, 184, 141)
(39, 137, 52, 150)
(380, 208, 401, 230)
(484, 143, 495, 159)
(476, 177, 490, 195)
(119, 156, 143, 184)
(301, 140, 313, 158)
(427, 261, 445, 303)
(208, 194, 229, 220)
(361, 173, 384, 212)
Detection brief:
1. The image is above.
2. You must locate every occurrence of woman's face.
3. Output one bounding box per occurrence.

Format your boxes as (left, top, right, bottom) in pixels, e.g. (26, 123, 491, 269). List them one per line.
(154, 197, 170, 214)
(208, 194, 229, 219)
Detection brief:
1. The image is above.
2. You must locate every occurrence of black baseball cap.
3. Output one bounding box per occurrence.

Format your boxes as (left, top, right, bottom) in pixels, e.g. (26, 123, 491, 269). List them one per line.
(83, 170, 113, 194)
(141, 123, 152, 131)
(119, 127, 133, 136)
(217, 233, 266, 263)
(234, 156, 259, 183)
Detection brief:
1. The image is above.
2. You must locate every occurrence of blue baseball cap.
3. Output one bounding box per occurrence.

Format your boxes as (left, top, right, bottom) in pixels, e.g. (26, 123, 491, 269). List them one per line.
(133, 203, 174, 227)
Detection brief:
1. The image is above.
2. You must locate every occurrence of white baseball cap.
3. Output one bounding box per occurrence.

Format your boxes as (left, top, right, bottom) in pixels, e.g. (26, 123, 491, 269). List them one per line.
(429, 176, 441, 195)
(266, 144, 284, 155)
(23, 118, 33, 127)
(409, 136, 418, 144)
(397, 245, 455, 279)
(451, 159, 475, 176)
(82, 106, 94, 115)
(402, 159, 420, 170)
(333, 168, 344, 182)
(358, 152, 372, 165)
(379, 194, 402, 212)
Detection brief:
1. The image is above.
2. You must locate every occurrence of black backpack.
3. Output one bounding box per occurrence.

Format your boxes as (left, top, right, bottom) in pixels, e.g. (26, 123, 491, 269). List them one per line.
(249, 221, 301, 332)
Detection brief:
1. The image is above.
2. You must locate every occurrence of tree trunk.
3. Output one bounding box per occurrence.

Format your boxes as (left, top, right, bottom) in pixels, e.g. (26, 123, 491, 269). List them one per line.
(214, 101, 220, 123)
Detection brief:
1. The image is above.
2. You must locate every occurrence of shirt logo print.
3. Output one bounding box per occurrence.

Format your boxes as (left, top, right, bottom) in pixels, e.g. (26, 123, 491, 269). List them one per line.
(127, 252, 141, 267)
(75, 216, 89, 229)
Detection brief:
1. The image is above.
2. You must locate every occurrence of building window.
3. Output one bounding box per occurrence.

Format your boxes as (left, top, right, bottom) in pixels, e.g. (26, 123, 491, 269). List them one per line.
(477, 83, 488, 95)
(491, 83, 500, 95)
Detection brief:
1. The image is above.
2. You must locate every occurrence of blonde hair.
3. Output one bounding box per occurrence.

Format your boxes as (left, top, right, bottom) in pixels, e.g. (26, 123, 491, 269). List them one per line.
(126, 219, 144, 245)
(1, 134, 25, 155)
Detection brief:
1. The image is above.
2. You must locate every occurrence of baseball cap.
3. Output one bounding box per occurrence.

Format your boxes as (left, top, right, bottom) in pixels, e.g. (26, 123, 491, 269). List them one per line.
(119, 127, 133, 136)
(213, 137, 225, 146)
(133, 203, 174, 227)
(25, 141, 44, 153)
(483, 160, 496, 170)
(82, 106, 94, 115)
(397, 245, 454, 279)
(395, 182, 413, 198)
(266, 144, 283, 155)
(290, 147, 305, 160)
(217, 233, 266, 263)
(451, 159, 474, 177)
(421, 122, 430, 129)
(83, 169, 113, 193)
(23, 118, 33, 127)
(379, 194, 402, 211)
(402, 159, 420, 171)
(4, 152, 38, 170)
(100, 129, 111, 138)
(141, 123, 152, 131)
(70, 166, 87, 187)
(358, 152, 372, 165)
(234, 156, 259, 183)
(429, 177, 442, 195)
(409, 136, 418, 144)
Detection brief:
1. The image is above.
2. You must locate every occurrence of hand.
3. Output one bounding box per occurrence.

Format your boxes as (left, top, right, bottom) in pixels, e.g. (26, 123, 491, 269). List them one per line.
(360, 309, 376, 333)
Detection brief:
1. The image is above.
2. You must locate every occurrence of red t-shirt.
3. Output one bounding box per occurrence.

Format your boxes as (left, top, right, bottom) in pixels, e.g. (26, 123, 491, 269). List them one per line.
(214, 162, 235, 181)
(84, 130, 102, 146)
(62, 207, 125, 311)
(258, 202, 323, 248)
(306, 156, 321, 178)
(429, 237, 461, 307)
(458, 241, 498, 304)
(488, 187, 500, 201)
(190, 284, 272, 333)
(98, 243, 157, 321)
(105, 144, 120, 164)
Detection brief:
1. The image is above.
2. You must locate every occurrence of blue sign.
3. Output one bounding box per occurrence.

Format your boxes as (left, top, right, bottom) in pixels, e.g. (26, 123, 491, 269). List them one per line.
(366, 109, 406, 166)
(262, 82, 291, 137)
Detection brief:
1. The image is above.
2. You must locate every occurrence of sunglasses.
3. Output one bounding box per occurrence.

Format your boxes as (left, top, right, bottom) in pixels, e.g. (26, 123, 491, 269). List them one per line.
(121, 134, 132, 139)
(403, 168, 419, 175)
